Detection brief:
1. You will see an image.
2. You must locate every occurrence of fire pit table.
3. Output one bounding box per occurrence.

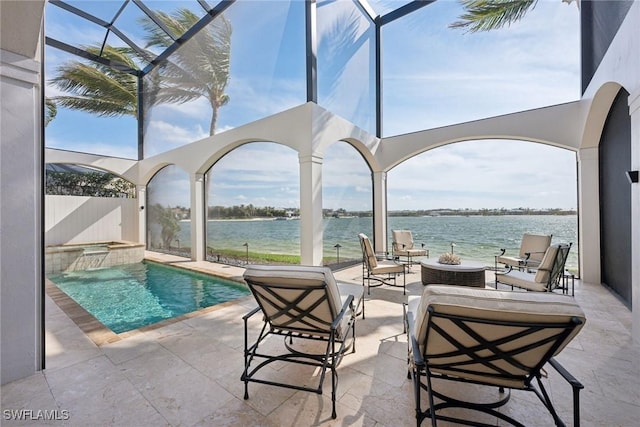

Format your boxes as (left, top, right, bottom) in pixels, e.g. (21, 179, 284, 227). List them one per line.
(420, 258, 487, 288)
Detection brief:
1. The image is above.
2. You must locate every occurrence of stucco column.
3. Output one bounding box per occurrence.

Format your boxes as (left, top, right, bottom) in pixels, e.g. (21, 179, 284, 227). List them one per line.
(299, 154, 323, 266)
(1, 49, 43, 383)
(373, 171, 388, 254)
(628, 90, 640, 344)
(137, 185, 146, 244)
(190, 173, 206, 261)
(577, 147, 601, 284)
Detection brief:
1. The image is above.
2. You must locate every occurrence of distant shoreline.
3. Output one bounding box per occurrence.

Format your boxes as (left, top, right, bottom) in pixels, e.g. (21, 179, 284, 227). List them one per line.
(177, 211, 577, 222)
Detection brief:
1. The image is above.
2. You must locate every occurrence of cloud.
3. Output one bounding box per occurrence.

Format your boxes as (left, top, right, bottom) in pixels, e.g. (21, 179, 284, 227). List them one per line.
(144, 120, 208, 156)
(44, 1, 581, 213)
(386, 140, 577, 210)
(382, 0, 580, 135)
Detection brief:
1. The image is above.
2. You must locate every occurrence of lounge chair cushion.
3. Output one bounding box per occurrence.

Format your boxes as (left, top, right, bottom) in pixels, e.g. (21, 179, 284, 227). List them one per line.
(496, 233, 552, 267)
(495, 270, 548, 291)
(359, 233, 379, 269)
(409, 285, 585, 387)
(243, 265, 356, 337)
(392, 230, 427, 257)
(534, 244, 560, 283)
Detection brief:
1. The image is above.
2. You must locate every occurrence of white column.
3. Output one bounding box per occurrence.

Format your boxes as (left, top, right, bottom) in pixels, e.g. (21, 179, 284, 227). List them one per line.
(137, 185, 146, 245)
(577, 147, 601, 284)
(299, 154, 323, 266)
(628, 90, 640, 344)
(190, 173, 206, 261)
(373, 171, 388, 254)
(0, 48, 43, 383)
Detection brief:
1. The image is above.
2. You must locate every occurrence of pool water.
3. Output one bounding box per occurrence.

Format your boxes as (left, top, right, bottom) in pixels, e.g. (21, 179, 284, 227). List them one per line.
(48, 261, 250, 333)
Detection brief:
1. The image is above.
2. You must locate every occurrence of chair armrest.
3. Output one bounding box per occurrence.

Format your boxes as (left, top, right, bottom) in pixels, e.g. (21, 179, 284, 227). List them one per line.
(243, 305, 262, 321)
(406, 311, 425, 367)
(500, 265, 514, 274)
(331, 294, 355, 331)
(523, 250, 545, 259)
(549, 357, 584, 390)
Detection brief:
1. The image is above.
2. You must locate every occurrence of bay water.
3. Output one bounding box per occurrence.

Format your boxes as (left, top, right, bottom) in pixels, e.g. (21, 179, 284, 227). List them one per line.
(176, 215, 578, 272)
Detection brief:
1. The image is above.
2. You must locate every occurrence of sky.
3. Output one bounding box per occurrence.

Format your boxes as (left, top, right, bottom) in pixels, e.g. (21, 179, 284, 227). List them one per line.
(44, 0, 581, 211)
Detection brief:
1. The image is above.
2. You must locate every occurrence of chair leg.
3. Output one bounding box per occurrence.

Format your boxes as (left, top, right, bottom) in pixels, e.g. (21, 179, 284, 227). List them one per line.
(331, 359, 337, 419)
(412, 367, 423, 426)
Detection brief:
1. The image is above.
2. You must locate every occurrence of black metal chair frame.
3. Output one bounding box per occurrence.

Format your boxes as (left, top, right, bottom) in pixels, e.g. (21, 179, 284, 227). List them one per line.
(242, 279, 356, 420)
(359, 233, 406, 295)
(496, 243, 572, 293)
(405, 308, 584, 427)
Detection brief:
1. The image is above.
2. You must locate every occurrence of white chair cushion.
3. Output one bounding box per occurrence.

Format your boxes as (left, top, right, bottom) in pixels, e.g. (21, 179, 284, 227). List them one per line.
(534, 244, 560, 283)
(410, 285, 585, 358)
(392, 230, 415, 250)
(519, 233, 553, 262)
(359, 233, 378, 269)
(496, 270, 548, 291)
(243, 265, 349, 336)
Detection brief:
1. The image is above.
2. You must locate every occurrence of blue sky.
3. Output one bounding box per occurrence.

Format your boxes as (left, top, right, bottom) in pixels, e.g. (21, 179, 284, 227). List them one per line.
(44, 0, 580, 211)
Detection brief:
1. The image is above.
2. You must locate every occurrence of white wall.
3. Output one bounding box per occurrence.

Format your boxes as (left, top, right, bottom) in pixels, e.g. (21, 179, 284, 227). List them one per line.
(1, 47, 43, 384)
(45, 196, 139, 245)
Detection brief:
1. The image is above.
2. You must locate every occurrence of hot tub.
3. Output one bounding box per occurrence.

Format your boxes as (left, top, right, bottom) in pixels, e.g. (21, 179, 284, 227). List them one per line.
(45, 241, 145, 274)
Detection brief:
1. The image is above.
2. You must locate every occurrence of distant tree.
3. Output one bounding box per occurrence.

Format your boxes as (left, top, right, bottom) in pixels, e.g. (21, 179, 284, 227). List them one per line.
(149, 204, 181, 249)
(46, 168, 135, 198)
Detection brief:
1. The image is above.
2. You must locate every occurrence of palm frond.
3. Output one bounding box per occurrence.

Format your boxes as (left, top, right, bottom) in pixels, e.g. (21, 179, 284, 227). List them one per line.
(450, 0, 538, 32)
(140, 8, 232, 134)
(45, 98, 57, 126)
(52, 95, 136, 117)
(49, 45, 138, 118)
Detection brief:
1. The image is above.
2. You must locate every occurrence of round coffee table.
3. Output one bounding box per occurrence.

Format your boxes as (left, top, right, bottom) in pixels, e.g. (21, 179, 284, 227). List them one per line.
(420, 259, 487, 287)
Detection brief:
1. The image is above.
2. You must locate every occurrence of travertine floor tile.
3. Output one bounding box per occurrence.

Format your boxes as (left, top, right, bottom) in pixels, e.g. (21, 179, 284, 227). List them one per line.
(2, 263, 638, 426)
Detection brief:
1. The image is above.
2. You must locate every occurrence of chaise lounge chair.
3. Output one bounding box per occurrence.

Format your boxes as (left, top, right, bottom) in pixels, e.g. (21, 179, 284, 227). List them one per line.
(405, 284, 586, 426)
(241, 264, 364, 419)
(392, 229, 429, 268)
(496, 243, 572, 293)
(359, 233, 406, 295)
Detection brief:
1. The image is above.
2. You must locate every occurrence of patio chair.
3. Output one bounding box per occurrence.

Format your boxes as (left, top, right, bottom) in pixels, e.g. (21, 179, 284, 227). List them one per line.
(241, 264, 363, 419)
(495, 233, 552, 273)
(405, 284, 586, 427)
(392, 229, 428, 268)
(496, 243, 572, 293)
(358, 233, 406, 295)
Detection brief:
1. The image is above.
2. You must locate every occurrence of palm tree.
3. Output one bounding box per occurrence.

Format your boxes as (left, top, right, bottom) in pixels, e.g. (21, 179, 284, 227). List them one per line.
(45, 98, 57, 126)
(141, 8, 232, 136)
(49, 46, 138, 117)
(49, 8, 232, 137)
(450, 0, 578, 32)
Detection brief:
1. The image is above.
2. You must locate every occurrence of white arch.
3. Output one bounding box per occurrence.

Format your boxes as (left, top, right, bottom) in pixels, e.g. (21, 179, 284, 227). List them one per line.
(378, 101, 582, 172)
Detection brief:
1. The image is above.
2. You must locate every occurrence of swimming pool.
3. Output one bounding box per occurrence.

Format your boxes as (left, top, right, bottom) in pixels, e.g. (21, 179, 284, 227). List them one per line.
(48, 261, 250, 333)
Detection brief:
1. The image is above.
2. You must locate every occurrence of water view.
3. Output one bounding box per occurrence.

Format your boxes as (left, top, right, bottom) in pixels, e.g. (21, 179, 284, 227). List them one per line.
(174, 215, 578, 273)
